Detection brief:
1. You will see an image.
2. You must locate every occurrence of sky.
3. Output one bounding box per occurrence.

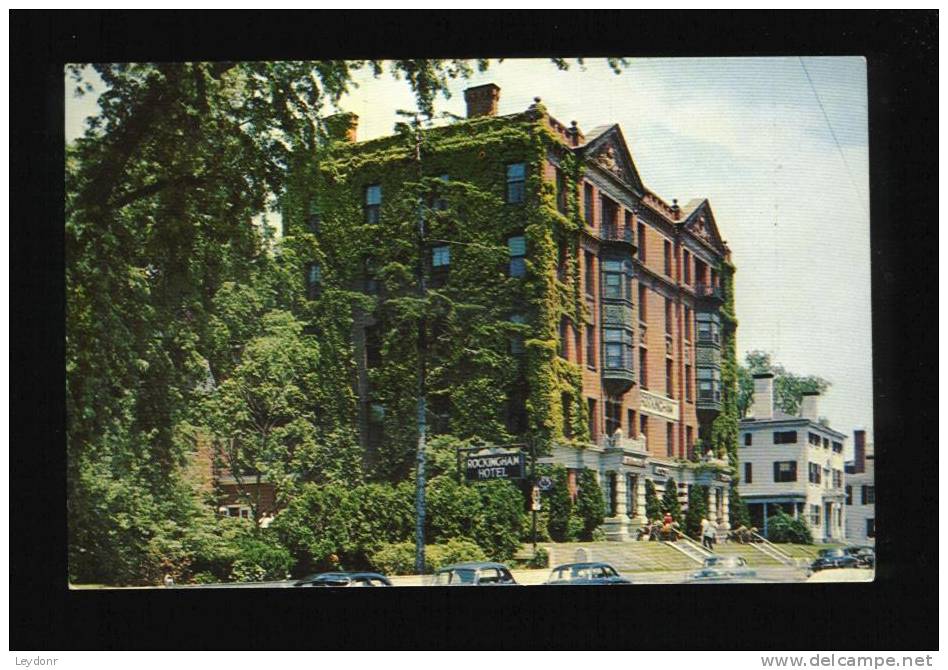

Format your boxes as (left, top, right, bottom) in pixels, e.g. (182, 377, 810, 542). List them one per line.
(65, 57, 873, 454)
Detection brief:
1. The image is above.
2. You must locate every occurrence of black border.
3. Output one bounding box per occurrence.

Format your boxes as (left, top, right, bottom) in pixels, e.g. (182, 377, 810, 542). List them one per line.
(11, 10, 937, 651)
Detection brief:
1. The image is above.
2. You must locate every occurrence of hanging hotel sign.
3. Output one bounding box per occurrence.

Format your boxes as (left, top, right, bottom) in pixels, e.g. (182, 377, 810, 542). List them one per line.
(639, 389, 680, 421)
(464, 451, 526, 482)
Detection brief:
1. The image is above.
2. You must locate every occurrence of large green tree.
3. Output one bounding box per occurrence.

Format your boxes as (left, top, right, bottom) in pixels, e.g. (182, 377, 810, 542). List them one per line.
(737, 350, 831, 419)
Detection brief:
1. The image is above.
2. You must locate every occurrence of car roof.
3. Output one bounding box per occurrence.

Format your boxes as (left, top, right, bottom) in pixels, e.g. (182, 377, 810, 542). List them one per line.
(552, 562, 613, 570)
(304, 572, 388, 579)
(437, 562, 510, 570)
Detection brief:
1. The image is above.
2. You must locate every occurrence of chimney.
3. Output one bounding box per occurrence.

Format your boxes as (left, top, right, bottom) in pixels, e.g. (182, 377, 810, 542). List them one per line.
(853, 429, 866, 474)
(464, 83, 500, 118)
(324, 112, 359, 143)
(750, 373, 774, 420)
(800, 391, 820, 422)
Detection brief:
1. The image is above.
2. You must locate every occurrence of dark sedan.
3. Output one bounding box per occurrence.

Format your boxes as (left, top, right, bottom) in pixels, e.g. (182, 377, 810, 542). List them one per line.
(294, 572, 392, 587)
(810, 548, 860, 572)
(845, 546, 875, 568)
(545, 562, 631, 585)
(431, 562, 517, 586)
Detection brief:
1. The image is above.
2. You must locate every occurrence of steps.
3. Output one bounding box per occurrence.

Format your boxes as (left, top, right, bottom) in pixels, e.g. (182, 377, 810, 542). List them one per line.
(539, 541, 704, 573)
(663, 537, 711, 565)
(710, 542, 782, 567)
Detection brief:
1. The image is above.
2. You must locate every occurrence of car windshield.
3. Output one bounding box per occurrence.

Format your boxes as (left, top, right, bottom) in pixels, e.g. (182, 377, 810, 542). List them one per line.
(552, 564, 617, 580)
(309, 577, 350, 587)
(819, 549, 845, 558)
(434, 568, 477, 585)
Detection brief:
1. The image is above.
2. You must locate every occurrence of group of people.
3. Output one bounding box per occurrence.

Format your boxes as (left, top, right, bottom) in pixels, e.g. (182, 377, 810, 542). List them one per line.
(636, 512, 681, 542)
(726, 525, 761, 544)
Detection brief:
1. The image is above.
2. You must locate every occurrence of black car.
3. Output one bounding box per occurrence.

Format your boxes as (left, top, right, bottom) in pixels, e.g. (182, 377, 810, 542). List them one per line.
(431, 562, 517, 586)
(545, 562, 631, 585)
(810, 548, 860, 572)
(294, 571, 392, 587)
(845, 545, 875, 568)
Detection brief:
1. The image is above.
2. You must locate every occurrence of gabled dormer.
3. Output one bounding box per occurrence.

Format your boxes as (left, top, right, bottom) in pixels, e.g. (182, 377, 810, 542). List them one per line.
(578, 124, 645, 195)
(681, 199, 727, 256)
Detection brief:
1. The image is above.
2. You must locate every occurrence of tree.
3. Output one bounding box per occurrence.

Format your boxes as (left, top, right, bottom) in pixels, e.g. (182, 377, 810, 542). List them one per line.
(737, 350, 830, 418)
(203, 310, 362, 523)
(644, 478, 661, 522)
(661, 478, 683, 524)
(573, 469, 606, 541)
(684, 485, 709, 539)
(728, 481, 751, 530)
(766, 510, 813, 544)
(546, 465, 573, 542)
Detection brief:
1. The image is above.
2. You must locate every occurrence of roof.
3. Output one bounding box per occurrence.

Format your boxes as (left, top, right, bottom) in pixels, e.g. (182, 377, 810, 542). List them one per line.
(740, 414, 848, 440)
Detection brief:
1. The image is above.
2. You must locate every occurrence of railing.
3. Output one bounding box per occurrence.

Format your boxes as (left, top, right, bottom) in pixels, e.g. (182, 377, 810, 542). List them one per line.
(601, 224, 634, 244)
(749, 530, 796, 566)
(695, 282, 724, 300)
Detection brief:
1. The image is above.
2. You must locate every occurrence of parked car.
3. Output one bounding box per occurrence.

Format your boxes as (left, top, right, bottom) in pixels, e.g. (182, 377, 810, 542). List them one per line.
(690, 555, 757, 581)
(844, 545, 875, 568)
(294, 572, 392, 587)
(431, 562, 517, 586)
(810, 548, 860, 572)
(545, 562, 631, 585)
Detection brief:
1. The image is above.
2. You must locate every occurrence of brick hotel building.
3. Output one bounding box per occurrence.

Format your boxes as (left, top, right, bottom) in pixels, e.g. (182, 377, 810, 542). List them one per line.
(265, 83, 739, 540)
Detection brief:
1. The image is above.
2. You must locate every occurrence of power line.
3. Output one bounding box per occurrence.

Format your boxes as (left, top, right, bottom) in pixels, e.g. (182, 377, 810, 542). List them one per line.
(798, 57, 869, 218)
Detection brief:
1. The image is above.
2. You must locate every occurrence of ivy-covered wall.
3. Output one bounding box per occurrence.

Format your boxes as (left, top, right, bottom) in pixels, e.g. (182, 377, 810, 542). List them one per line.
(282, 110, 594, 482)
(710, 260, 739, 470)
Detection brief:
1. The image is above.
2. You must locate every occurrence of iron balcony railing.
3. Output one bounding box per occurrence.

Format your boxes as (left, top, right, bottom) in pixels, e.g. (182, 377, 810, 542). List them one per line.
(694, 282, 724, 300)
(601, 224, 634, 244)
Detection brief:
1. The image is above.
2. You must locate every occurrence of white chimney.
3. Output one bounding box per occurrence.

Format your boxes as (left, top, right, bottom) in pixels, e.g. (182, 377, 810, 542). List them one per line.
(800, 391, 820, 421)
(750, 373, 774, 420)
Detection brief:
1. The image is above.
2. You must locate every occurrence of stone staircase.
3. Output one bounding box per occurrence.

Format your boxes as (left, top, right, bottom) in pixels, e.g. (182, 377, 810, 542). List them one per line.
(709, 542, 782, 567)
(540, 541, 704, 574)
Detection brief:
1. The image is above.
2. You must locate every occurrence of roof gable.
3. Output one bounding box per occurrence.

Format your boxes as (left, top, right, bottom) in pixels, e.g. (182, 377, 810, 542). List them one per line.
(682, 199, 726, 254)
(580, 125, 644, 193)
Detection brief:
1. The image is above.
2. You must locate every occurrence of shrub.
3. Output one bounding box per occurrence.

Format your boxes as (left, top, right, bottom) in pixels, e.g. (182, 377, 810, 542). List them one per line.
(684, 484, 709, 539)
(469, 480, 523, 561)
(231, 536, 293, 581)
(644, 479, 661, 522)
(525, 547, 549, 569)
(369, 540, 486, 575)
(546, 465, 573, 542)
(566, 513, 584, 542)
(661, 478, 683, 524)
(436, 537, 487, 566)
(191, 571, 218, 585)
(766, 511, 813, 544)
(573, 469, 605, 540)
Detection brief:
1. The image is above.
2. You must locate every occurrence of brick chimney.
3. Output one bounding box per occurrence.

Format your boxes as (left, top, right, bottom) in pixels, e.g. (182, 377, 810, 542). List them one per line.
(800, 390, 820, 422)
(750, 373, 774, 420)
(464, 83, 500, 118)
(853, 429, 866, 474)
(324, 112, 359, 143)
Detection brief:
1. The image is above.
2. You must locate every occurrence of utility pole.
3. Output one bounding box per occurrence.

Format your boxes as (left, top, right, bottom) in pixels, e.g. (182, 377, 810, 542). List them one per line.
(411, 113, 428, 576)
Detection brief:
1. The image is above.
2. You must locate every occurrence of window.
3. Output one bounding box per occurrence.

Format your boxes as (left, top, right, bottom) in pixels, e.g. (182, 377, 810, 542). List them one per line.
(822, 437, 829, 449)
(605, 398, 621, 436)
(808, 462, 822, 484)
(584, 251, 595, 296)
(365, 325, 381, 368)
(744, 433, 752, 446)
(665, 298, 673, 335)
(604, 272, 623, 299)
(637, 222, 646, 260)
(683, 306, 691, 341)
(561, 392, 572, 438)
(866, 518, 875, 538)
(601, 196, 618, 237)
(664, 239, 672, 276)
(433, 174, 450, 210)
(683, 249, 691, 284)
(639, 347, 648, 388)
(557, 241, 567, 282)
(509, 314, 526, 354)
(559, 317, 569, 358)
(686, 425, 694, 456)
(583, 183, 594, 224)
(305, 262, 321, 300)
(685, 364, 693, 402)
(306, 204, 320, 233)
(810, 505, 821, 526)
(773, 461, 797, 482)
(432, 245, 451, 268)
(639, 415, 648, 443)
(555, 168, 567, 213)
(832, 441, 843, 453)
(506, 163, 525, 203)
(638, 284, 647, 321)
(666, 423, 674, 457)
(862, 485, 875, 504)
(833, 469, 842, 488)
(587, 398, 598, 442)
(585, 325, 596, 368)
(697, 367, 720, 402)
(744, 462, 753, 484)
(364, 184, 381, 223)
(508, 235, 526, 277)
(665, 358, 673, 397)
(808, 432, 821, 446)
(604, 329, 625, 368)
(845, 485, 852, 505)
(628, 409, 637, 437)
(774, 431, 798, 444)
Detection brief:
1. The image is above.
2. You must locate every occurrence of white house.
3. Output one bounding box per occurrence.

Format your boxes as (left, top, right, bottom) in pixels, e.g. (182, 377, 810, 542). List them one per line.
(844, 429, 875, 544)
(737, 373, 847, 542)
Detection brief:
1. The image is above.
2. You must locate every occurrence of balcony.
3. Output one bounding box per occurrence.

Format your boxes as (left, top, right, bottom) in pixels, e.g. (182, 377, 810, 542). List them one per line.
(695, 282, 724, 302)
(602, 350, 636, 392)
(696, 388, 722, 414)
(600, 223, 636, 250)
